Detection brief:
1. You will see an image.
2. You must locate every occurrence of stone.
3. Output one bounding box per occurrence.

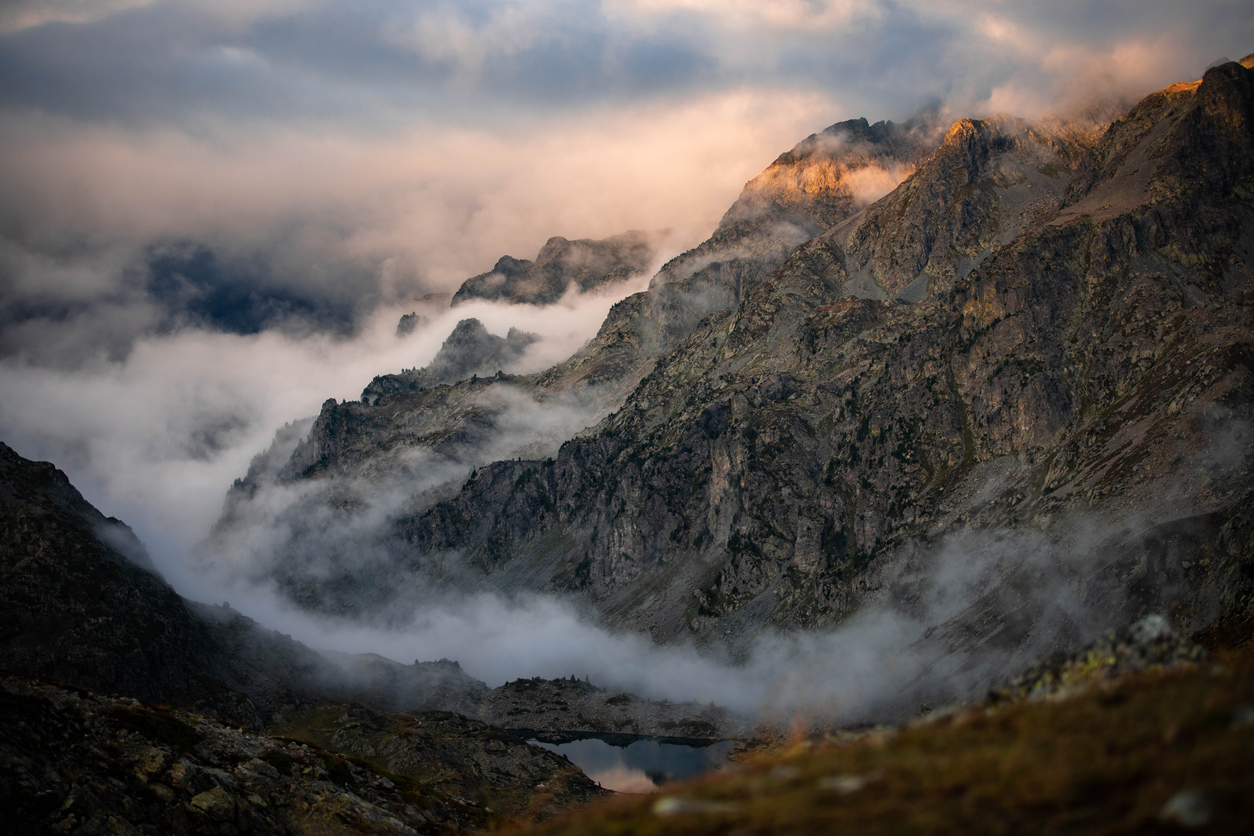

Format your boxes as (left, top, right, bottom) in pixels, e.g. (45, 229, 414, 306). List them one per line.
(1159, 790, 1213, 828)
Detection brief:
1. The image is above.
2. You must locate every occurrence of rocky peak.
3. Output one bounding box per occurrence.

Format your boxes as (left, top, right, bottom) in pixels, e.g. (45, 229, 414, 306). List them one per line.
(716, 115, 936, 236)
(832, 109, 1112, 302)
(452, 230, 656, 306)
(361, 318, 538, 405)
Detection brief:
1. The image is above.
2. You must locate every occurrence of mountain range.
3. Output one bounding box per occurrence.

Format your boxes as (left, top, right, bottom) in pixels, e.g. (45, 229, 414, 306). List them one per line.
(3, 54, 1254, 835)
(209, 56, 1254, 688)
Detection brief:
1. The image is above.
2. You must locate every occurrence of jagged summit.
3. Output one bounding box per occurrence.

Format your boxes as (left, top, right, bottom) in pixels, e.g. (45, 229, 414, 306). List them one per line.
(452, 230, 656, 307)
(362, 318, 538, 405)
(210, 61, 1254, 669)
(715, 114, 937, 236)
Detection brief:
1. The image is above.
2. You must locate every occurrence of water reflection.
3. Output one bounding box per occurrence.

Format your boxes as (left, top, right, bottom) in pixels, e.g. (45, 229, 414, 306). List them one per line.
(532, 736, 735, 793)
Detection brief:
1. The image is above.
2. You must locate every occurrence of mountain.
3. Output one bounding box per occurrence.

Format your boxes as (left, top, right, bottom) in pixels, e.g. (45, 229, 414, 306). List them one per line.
(213, 60, 1254, 698)
(205, 113, 944, 615)
(0, 441, 490, 726)
(362, 318, 538, 405)
(452, 230, 657, 307)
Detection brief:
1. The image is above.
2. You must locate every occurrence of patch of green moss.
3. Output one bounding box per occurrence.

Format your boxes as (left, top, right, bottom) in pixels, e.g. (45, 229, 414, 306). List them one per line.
(104, 706, 203, 753)
(262, 749, 297, 777)
(318, 751, 358, 789)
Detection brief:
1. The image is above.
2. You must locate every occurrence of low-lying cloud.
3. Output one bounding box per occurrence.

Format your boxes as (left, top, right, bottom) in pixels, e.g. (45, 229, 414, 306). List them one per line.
(844, 161, 915, 206)
(0, 272, 662, 590)
(187, 503, 1191, 726)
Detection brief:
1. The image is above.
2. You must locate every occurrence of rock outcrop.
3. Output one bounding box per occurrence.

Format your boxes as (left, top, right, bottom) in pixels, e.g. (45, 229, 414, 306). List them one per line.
(274, 704, 608, 822)
(363, 319, 539, 405)
(0, 673, 603, 835)
(452, 231, 656, 307)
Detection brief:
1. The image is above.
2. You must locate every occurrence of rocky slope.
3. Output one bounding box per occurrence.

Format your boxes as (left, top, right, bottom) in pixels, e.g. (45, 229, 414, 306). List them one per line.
(0, 673, 600, 835)
(215, 60, 1254, 708)
(0, 441, 489, 727)
(206, 115, 951, 613)
(473, 677, 746, 742)
(452, 231, 657, 307)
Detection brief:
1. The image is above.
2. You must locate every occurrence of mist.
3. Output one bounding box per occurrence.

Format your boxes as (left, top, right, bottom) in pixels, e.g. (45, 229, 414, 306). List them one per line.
(0, 266, 665, 589)
(2, 1, 1252, 729)
(180, 501, 1194, 725)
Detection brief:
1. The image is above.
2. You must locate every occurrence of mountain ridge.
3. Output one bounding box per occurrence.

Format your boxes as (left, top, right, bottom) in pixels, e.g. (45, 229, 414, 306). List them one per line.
(210, 61, 1254, 693)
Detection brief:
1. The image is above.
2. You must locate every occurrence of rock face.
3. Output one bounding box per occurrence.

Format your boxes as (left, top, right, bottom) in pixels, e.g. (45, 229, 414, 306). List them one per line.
(452, 231, 656, 307)
(0, 673, 578, 836)
(474, 677, 746, 742)
(219, 61, 1254, 682)
(363, 319, 539, 405)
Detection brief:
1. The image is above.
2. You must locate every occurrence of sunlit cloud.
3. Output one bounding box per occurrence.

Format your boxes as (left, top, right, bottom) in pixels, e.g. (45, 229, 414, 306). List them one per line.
(0, 0, 159, 34)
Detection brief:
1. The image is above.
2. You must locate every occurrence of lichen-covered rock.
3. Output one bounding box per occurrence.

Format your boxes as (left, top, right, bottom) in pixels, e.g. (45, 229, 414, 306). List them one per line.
(990, 615, 1210, 702)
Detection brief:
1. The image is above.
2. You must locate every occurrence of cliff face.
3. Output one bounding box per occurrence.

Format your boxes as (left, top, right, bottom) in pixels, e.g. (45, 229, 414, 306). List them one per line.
(206, 114, 931, 611)
(215, 61, 1254, 656)
(452, 231, 657, 307)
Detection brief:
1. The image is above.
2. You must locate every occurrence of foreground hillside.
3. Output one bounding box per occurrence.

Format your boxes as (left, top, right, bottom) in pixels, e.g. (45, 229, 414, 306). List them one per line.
(521, 631, 1254, 835)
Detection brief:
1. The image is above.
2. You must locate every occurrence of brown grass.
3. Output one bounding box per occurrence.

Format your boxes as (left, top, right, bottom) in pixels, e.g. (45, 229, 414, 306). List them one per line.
(512, 662, 1254, 835)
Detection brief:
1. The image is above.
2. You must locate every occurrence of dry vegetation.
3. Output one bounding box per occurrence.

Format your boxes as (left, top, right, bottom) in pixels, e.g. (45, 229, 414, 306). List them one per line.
(516, 624, 1254, 835)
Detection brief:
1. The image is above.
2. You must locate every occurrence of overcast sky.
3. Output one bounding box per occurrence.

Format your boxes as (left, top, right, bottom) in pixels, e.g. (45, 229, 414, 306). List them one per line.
(0, 0, 1251, 615)
(2, 1, 1249, 348)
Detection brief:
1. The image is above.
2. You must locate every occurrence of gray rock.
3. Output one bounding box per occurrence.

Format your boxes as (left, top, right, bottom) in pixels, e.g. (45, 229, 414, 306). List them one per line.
(1159, 790, 1214, 828)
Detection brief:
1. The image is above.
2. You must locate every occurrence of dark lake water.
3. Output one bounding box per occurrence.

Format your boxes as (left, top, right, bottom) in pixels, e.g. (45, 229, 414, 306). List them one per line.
(530, 736, 736, 793)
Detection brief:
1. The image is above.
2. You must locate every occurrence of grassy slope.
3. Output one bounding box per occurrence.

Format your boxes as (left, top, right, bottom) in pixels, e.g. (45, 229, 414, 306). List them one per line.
(518, 634, 1254, 835)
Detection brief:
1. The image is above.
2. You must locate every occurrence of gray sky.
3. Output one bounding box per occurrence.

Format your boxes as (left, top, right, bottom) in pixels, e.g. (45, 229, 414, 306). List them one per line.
(2, 1, 1249, 338)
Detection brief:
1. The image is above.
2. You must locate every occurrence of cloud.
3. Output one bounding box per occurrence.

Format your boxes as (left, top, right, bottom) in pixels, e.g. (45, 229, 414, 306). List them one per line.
(171, 500, 1193, 727)
(844, 161, 915, 206)
(606, 0, 882, 34)
(0, 86, 837, 364)
(0, 0, 160, 35)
